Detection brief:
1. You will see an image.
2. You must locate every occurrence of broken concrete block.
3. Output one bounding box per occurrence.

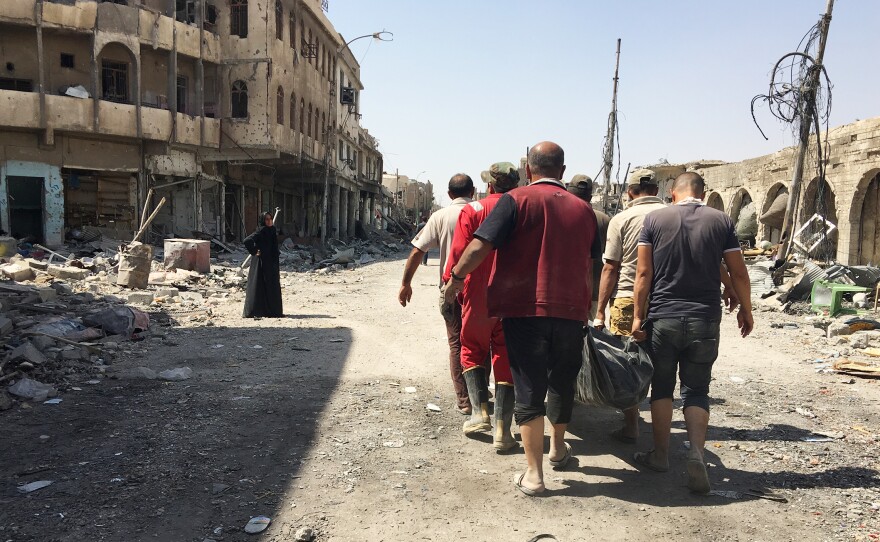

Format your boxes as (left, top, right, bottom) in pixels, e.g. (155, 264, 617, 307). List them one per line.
(50, 282, 74, 295)
(26, 258, 49, 271)
(850, 333, 870, 349)
(827, 322, 854, 338)
(7, 378, 57, 401)
(121, 366, 157, 380)
(0, 316, 12, 336)
(48, 266, 90, 281)
(31, 335, 56, 351)
(61, 348, 86, 361)
(10, 341, 47, 365)
(1, 262, 35, 282)
(155, 287, 180, 298)
(35, 287, 58, 302)
(127, 292, 155, 305)
(179, 291, 204, 303)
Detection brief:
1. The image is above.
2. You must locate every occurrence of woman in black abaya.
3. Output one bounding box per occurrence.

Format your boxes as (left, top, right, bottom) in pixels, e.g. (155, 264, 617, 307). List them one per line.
(242, 211, 283, 318)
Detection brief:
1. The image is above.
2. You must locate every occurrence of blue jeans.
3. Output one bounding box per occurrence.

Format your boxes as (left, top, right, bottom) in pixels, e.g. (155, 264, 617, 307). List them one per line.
(647, 317, 720, 412)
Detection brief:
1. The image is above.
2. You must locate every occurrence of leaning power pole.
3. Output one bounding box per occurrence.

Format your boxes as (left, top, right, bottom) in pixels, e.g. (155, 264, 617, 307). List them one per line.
(776, 0, 834, 260)
(601, 39, 621, 213)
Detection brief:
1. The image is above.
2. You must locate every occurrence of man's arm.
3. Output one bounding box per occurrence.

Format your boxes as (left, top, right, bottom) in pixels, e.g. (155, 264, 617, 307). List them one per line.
(595, 260, 621, 329)
(398, 246, 426, 307)
(631, 246, 653, 342)
(443, 238, 494, 304)
(723, 250, 754, 337)
(720, 263, 739, 312)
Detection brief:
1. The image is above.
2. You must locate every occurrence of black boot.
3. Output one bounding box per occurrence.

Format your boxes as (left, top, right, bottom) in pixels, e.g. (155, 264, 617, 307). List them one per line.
(462, 368, 491, 434)
(493, 383, 518, 452)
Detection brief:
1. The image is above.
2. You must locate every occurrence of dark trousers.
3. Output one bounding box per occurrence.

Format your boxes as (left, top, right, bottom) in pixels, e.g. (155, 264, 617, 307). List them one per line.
(647, 317, 720, 412)
(444, 299, 468, 409)
(502, 317, 584, 425)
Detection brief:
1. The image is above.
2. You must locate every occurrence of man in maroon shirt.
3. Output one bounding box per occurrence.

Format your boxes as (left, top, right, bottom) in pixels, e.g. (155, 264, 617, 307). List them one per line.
(444, 162, 520, 452)
(445, 142, 600, 495)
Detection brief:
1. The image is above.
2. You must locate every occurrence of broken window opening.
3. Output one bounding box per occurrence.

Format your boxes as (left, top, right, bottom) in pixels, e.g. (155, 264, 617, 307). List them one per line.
(231, 80, 248, 118)
(231, 0, 248, 38)
(307, 103, 312, 139)
(176, 76, 188, 115)
(175, 0, 196, 24)
(314, 108, 319, 141)
(275, 0, 283, 41)
(0, 78, 34, 92)
(60, 53, 75, 68)
(204, 3, 218, 32)
(289, 15, 296, 51)
(276, 86, 284, 125)
(101, 60, 129, 103)
(299, 98, 305, 133)
(289, 92, 296, 129)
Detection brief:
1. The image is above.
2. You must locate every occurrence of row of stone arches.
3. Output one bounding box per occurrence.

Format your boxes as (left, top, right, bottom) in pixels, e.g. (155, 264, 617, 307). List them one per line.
(716, 170, 880, 264)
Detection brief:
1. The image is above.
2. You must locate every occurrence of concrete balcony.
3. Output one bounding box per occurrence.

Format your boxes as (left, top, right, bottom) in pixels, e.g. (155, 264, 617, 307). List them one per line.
(97, 101, 137, 138)
(138, 9, 173, 50)
(42, 0, 97, 32)
(175, 112, 200, 146)
(0, 90, 39, 130)
(174, 20, 200, 58)
(0, 0, 37, 25)
(142, 106, 173, 141)
(46, 94, 94, 132)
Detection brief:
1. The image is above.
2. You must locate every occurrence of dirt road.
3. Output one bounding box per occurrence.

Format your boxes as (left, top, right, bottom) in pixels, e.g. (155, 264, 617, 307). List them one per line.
(2, 257, 878, 541)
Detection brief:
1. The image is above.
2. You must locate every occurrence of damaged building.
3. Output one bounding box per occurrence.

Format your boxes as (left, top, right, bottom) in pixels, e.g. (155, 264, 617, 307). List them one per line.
(629, 116, 880, 266)
(0, 0, 384, 248)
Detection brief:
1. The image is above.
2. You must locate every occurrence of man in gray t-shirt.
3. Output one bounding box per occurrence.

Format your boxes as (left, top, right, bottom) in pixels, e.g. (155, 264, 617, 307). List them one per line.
(631, 172, 754, 495)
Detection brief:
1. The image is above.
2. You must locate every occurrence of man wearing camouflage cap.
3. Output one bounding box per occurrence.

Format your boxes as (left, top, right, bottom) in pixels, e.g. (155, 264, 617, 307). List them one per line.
(443, 162, 520, 452)
(568, 175, 610, 320)
(595, 168, 665, 443)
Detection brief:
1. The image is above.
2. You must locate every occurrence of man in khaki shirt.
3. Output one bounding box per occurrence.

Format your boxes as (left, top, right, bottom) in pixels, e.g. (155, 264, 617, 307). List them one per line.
(594, 168, 665, 442)
(398, 174, 475, 413)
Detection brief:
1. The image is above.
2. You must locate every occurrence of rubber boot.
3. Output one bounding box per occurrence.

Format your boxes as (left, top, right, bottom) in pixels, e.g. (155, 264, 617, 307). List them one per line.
(493, 383, 518, 452)
(462, 368, 491, 434)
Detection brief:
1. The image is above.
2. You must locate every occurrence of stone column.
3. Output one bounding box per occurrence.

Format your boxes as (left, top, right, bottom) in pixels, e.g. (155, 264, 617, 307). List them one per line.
(330, 184, 341, 239)
(348, 190, 358, 239)
(368, 195, 376, 227)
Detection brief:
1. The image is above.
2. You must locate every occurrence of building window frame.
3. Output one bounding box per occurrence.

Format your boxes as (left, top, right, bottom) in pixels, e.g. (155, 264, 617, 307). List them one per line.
(176, 75, 188, 114)
(289, 92, 296, 129)
(275, 0, 283, 41)
(101, 59, 129, 103)
(231, 80, 248, 119)
(230, 0, 248, 38)
(276, 86, 284, 125)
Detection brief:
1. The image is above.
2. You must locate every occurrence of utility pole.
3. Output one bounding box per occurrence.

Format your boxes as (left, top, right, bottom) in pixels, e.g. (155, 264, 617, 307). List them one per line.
(777, 0, 834, 261)
(601, 38, 621, 213)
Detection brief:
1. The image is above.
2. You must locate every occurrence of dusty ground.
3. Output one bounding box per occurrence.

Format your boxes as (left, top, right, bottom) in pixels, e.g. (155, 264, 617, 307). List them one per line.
(2, 255, 879, 542)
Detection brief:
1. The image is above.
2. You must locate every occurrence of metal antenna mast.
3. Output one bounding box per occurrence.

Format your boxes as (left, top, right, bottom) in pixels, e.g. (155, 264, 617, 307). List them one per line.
(601, 38, 621, 213)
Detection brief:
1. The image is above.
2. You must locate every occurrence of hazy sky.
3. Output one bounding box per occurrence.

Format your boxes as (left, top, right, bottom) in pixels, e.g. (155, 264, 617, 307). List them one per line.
(327, 1, 878, 205)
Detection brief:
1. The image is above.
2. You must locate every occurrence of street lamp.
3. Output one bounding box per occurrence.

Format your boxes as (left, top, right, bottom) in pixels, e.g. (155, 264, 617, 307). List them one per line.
(320, 30, 392, 244)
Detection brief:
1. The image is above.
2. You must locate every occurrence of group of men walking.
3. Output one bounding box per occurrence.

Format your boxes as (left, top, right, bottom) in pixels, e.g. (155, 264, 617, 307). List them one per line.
(398, 141, 754, 496)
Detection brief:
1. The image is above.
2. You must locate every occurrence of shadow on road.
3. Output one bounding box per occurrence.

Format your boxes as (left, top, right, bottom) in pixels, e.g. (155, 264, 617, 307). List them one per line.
(0, 320, 352, 541)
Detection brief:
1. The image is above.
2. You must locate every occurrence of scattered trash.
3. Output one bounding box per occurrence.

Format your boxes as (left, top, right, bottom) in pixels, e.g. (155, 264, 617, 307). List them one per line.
(770, 322, 798, 329)
(328, 339, 345, 343)
(426, 403, 441, 412)
(383, 439, 405, 448)
(404, 387, 417, 393)
(800, 436, 835, 443)
(244, 516, 271, 534)
(157, 367, 193, 381)
(18, 480, 53, 493)
(832, 359, 880, 378)
(43, 398, 62, 405)
(796, 407, 817, 419)
(709, 488, 787, 502)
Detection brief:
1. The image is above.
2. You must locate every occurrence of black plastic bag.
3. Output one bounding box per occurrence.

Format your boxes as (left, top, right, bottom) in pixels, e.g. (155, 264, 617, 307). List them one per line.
(576, 327, 653, 409)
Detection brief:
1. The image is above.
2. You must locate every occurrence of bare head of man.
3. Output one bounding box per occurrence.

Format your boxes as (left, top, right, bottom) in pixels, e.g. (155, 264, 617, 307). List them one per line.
(447, 173, 475, 200)
(526, 141, 566, 182)
(670, 172, 706, 202)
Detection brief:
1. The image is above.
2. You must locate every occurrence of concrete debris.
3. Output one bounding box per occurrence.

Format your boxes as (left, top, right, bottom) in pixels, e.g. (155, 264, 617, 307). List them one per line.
(294, 527, 315, 541)
(157, 367, 193, 381)
(8, 378, 58, 402)
(1, 262, 36, 282)
(10, 341, 47, 366)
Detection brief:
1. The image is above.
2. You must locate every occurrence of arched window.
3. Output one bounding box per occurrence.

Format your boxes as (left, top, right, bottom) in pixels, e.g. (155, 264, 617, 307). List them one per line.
(314, 107, 319, 140)
(321, 112, 326, 141)
(289, 15, 295, 50)
(231, 80, 248, 118)
(276, 86, 284, 124)
(307, 103, 312, 139)
(299, 98, 305, 133)
(275, 0, 283, 40)
(289, 92, 296, 128)
(230, 0, 248, 38)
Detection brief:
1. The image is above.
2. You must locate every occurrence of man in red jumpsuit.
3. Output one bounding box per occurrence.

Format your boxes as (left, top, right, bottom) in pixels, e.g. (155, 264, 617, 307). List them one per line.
(444, 162, 520, 452)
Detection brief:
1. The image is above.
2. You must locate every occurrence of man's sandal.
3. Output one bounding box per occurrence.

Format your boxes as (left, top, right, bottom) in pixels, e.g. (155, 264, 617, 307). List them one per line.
(632, 450, 669, 473)
(549, 442, 572, 470)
